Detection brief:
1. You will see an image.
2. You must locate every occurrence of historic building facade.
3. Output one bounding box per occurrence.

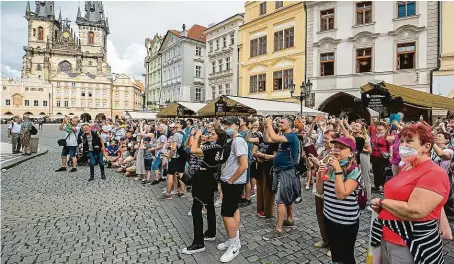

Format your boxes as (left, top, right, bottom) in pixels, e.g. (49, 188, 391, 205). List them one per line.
(433, 1, 454, 99)
(306, 1, 439, 113)
(204, 13, 244, 100)
(1, 1, 143, 121)
(238, 1, 306, 101)
(159, 24, 207, 103)
(144, 34, 163, 110)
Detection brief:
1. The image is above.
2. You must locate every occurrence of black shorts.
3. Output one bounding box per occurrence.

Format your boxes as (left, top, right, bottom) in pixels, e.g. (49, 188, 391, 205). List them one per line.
(144, 159, 153, 171)
(250, 162, 261, 180)
(168, 157, 186, 175)
(221, 182, 245, 217)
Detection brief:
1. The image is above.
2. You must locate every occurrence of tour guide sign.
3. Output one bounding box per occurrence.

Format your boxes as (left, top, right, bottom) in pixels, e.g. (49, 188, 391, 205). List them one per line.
(361, 87, 392, 116)
(215, 100, 227, 114)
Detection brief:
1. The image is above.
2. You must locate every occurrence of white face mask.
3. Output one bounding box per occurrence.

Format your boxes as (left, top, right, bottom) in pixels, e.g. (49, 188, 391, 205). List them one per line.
(399, 145, 421, 162)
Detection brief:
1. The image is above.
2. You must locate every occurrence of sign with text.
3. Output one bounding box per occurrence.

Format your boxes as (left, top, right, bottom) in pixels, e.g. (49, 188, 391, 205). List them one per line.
(361, 88, 391, 116)
(215, 101, 227, 113)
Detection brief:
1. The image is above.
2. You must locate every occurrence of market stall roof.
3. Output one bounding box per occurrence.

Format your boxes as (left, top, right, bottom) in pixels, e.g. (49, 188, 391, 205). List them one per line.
(124, 111, 158, 120)
(361, 82, 454, 112)
(157, 102, 207, 117)
(197, 95, 327, 116)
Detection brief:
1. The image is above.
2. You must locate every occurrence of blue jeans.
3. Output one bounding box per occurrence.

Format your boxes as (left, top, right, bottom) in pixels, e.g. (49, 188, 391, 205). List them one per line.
(89, 151, 105, 177)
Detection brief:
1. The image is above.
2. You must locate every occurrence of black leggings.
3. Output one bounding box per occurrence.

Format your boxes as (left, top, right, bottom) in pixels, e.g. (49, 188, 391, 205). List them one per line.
(324, 216, 359, 264)
(371, 156, 388, 189)
(191, 170, 217, 246)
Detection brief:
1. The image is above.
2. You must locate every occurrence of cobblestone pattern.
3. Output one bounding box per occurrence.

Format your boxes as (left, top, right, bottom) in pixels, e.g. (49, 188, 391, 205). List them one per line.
(1, 124, 454, 264)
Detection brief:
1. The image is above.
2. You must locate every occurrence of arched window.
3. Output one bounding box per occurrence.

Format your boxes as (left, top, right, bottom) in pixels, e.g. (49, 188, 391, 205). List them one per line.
(38, 27, 44, 41)
(36, 64, 42, 71)
(88, 32, 94, 45)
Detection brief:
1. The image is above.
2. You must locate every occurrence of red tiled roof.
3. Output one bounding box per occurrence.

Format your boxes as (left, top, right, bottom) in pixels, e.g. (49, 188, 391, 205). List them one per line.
(167, 25, 206, 43)
(135, 80, 144, 92)
(169, 30, 181, 37)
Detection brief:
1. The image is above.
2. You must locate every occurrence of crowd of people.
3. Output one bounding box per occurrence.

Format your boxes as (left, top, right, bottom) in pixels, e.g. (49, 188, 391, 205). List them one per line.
(51, 113, 454, 263)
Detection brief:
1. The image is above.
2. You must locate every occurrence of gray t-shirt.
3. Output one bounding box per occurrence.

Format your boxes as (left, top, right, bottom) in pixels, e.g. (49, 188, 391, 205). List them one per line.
(221, 136, 248, 184)
(155, 135, 168, 155)
(65, 127, 80, 147)
(171, 132, 184, 158)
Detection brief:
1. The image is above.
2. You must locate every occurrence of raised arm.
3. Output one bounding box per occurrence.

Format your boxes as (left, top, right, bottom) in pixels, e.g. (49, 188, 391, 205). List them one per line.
(265, 118, 287, 143)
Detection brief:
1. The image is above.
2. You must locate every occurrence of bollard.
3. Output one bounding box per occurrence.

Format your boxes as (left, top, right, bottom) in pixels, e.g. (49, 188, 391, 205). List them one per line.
(30, 136, 39, 153)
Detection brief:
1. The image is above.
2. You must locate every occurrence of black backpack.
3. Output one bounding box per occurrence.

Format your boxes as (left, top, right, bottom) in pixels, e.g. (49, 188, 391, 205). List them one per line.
(30, 125, 38, 135)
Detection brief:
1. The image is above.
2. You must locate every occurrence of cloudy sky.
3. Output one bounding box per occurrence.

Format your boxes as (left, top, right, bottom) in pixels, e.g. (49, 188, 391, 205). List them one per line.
(1, 1, 245, 81)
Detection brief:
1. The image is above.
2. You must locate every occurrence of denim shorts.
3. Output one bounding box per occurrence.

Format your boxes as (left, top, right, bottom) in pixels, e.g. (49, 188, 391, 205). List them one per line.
(144, 159, 153, 171)
(152, 154, 162, 171)
(61, 146, 77, 157)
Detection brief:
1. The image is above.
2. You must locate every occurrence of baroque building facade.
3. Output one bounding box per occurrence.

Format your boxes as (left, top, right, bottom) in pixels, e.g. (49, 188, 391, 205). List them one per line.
(144, 34, 163, 110)
(1, 1, 143, 121)
(204, 13, 244, 100)
(306, 1, 439, 116)
(238, 1, 306, 102)
(159, 24, 207, 103)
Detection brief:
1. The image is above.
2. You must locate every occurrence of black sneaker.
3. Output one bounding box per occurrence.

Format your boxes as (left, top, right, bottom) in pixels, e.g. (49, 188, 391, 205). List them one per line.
(69, 168, 77, 172)
(141, 180, 148, 185)
(151, 180, 160, 185)
(55, 167, 67, 172)
(88, 177, 94, 181)
(181, 244, 205, 255)
(283, 220, 295, 228)
(101, 175, 106, 180)
(203, 233, 216, 241)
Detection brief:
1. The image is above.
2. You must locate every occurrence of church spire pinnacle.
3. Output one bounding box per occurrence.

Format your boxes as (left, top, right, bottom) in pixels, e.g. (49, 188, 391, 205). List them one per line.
(77, 5, 81, 19)
(58, 6, 62, 22)
(25, 1, 31, 15)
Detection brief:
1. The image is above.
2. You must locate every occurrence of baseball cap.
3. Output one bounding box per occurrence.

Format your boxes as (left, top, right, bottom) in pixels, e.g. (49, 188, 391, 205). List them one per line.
(224, 117, 240, 126)
(331, 137, 356, 152)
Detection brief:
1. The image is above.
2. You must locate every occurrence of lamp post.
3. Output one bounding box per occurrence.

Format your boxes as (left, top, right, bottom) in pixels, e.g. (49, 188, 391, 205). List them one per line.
(289, 79, 313, 114)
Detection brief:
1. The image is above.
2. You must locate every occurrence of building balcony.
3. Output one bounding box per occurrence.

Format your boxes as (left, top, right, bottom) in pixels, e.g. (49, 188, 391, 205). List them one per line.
(208, 68, 234, 81)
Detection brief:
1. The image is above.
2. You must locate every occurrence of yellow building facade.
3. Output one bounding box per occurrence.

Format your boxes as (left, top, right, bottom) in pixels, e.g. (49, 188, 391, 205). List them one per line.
(238, 1, 305, 101)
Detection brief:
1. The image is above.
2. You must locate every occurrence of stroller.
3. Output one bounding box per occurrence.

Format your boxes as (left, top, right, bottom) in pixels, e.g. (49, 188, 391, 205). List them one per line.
(67, 143, 89, 166)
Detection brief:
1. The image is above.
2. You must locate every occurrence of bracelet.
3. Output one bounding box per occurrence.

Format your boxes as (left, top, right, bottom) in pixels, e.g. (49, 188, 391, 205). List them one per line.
(334, 172, 343, 175)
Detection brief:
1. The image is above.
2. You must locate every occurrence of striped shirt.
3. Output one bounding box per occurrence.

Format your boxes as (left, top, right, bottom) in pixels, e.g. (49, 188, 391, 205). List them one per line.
(323, 166, 361, 225)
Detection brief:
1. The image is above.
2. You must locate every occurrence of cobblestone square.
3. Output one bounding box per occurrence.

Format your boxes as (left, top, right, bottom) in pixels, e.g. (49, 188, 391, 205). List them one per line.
(2, 125, 454, 264)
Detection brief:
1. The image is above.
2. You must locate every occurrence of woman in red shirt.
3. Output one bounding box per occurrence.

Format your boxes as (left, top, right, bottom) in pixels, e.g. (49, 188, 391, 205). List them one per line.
(370, 121, 391, 191)
(370, 124, 450, 263)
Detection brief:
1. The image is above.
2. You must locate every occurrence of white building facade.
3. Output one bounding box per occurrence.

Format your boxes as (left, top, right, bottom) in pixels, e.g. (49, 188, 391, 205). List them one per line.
(306, 1, 438, 112)
(204, 13, 244, 100)
(159, 24, 206, 103)
(145, 34, 163, 109)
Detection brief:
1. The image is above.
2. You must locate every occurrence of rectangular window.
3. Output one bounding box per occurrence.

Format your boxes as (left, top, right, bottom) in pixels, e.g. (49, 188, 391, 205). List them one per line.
(196, 66, 202, 78)
(103, 101, 107, 108)
(223, 36, 227, 48)
(356, 2, 372, 25)
(103, 90, 107, 96)
(274, 31, 284, 51)
(72, 82, 76, 87)
(71, 99, 76, 107)
(230, 34, 234, 45)
(43, 100, 47, 107)
(251, 36, 267, 57)
(216, 39, 220, 50)
(33, 28, 36, 37)
(209, 41, 213, 52)
(64, 100, 68, 107)
(250, 39, 258, 57)
(218, 59, 223, 72)
(356, 48, 372, 73)
(284, 27, 294, 49)
(249, 74, 266, 93)
(320, 52, 335, 76)
(226, 57, 231, 70)
(34, 100, 38, 106)
(225, 83, 231, 95)
(57, 82, 60, 86)
(212, 61, 216, 73)
(25, 100, 29, 106)
(273, 69, 293, 90)
(88, 101, 92, 108)
(57, 100, 61, 107)
(260, 2, 267, 15)
(38, 88, 43, 91)
(81, 91, 85, 97)
(397, 42, 416, 70)
(195, 88, 202, 101)
(88, 92, 92, 97)
(5, 99, 10, 105)
(125, 92, 129, 99)
(212, 86, 216, 99)
(397, 1, 415, 17)
(275, 1, 283, 9)
(259, 36, 267, 55)
(273, 71, 283, 90)
(196, 46, 202, 56)
(320, 9, 335, 31)
(95, 102, 100, 108)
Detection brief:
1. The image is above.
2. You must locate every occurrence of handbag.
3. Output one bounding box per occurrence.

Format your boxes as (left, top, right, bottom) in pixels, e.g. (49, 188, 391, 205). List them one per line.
(357, 183, 368, 210)
(57, 132, 71, 146)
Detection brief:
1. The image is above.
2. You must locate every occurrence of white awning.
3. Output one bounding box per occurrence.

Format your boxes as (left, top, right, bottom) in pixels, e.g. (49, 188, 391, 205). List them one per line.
(124, 111, 158, 120)
(197, 96, 327, 116)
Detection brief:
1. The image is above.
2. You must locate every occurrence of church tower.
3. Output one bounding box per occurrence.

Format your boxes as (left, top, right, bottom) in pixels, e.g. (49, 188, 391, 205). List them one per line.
(76, 1, 109, 57)
(23, 1, 61, 79)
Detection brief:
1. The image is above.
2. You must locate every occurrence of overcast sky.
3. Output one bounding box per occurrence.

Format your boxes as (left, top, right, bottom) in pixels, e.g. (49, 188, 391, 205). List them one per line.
(1, 1, 245, 81)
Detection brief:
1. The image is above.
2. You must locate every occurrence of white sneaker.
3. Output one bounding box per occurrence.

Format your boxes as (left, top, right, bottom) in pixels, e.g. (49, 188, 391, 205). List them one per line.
(220, 243, 240, 263)
(217, 240, 230, 251)
(250, 193, 256, 198)
(171, 190, 178, 195)
(188, 210, 192, 216)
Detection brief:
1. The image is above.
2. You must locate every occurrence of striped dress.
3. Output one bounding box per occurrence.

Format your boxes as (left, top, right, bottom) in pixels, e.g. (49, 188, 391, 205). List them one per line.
(323, 165, 362, 225)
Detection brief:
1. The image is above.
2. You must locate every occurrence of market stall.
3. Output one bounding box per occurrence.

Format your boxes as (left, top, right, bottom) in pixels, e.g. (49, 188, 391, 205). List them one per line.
(124, 111, 158, 120)
(157, 102, 206, 117)
(197, 95, 327, 117)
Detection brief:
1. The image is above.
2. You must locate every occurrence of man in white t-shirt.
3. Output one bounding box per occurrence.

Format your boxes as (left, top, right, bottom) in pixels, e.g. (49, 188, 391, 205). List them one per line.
(8, 116, 22, 154)
(217, 117, 248, 263)
(56, 117, 80, 172)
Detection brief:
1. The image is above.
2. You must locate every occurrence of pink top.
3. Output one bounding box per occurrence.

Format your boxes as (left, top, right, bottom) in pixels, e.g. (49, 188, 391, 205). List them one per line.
(370, 125, 390, 158)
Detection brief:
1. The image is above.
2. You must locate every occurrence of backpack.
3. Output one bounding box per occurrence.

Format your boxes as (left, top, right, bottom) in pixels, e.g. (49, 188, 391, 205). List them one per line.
(30, 125, 38, 135)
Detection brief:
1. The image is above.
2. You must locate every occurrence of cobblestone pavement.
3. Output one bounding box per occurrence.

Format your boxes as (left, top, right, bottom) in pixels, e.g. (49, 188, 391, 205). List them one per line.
(2, 124, 454, 264)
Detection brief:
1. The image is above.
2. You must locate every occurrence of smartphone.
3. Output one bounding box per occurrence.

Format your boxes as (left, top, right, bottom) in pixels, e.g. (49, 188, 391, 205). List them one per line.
(303, 144, 318, 158)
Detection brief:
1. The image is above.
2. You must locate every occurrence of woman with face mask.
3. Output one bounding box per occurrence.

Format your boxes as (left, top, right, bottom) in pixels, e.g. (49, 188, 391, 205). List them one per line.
(315, 137, 362, 264)
(181, 128, 227, 255)
(370, 124, 450, 264)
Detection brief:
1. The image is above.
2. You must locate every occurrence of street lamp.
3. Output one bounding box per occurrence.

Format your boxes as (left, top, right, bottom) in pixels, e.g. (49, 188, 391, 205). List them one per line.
(289, 79, 313, 114)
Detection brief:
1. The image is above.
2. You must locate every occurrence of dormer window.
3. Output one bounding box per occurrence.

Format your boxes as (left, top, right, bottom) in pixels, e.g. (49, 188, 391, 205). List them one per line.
(88, 32, 95, 45)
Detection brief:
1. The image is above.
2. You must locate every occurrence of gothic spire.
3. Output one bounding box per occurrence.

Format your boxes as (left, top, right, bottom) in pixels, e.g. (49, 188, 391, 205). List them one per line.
(58, 7, 62, 22)
(77, 5, 81, 19)
(25, 1, 31, 14)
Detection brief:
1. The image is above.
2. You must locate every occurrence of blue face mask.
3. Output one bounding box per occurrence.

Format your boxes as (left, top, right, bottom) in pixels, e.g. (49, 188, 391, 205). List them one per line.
(339, 159, 349, 166)
(225, 128, 235, 137)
